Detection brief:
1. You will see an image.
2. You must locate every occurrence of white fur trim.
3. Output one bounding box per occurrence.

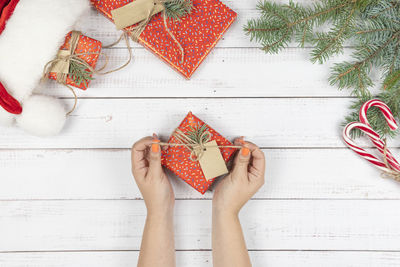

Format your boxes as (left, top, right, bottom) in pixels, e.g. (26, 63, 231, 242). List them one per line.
(16, 95, 66, 136)
(0, 108, 16, 126)
(0, 0, 90, 101)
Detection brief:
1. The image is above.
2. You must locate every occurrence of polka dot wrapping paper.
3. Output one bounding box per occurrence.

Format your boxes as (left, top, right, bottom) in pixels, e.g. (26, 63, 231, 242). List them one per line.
(49, 32, 102, 90)
(161, 112, 237, 194)
(90, 0, 237, 78)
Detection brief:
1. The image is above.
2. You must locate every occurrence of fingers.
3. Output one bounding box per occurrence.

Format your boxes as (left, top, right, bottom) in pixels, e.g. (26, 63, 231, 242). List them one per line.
(131, 135, 164, 180)
(147, 135, 163, 178)
(233, 138, 266, 180)
(131, 136, 153, 175)
(231, 138, 252, 176)
(244, 141, 266, 175)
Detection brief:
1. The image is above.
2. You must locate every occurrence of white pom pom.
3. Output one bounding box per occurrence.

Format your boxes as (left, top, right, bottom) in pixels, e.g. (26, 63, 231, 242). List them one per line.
(16, 95, 66, 136)
(0, 108, 16, 126)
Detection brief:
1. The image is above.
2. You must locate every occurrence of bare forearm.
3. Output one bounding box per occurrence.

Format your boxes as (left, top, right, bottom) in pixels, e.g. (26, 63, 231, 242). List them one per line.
(212, 210, 251, 267)
(138, 211, 176, 267)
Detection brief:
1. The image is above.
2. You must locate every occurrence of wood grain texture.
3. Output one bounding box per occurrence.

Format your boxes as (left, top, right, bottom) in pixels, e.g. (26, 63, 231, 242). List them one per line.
(40, 48, 374, 98)
(1, 1, 397, 265)
(0, 98, 362, 149)
(1, 251, 400, 267)
(1, 200, 400, 251)
(0, 149, 398, 200)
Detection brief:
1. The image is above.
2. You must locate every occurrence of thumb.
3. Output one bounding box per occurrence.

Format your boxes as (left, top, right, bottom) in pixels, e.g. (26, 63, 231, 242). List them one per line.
(147, 137, 163, 178)
(232, 145, 251, 176)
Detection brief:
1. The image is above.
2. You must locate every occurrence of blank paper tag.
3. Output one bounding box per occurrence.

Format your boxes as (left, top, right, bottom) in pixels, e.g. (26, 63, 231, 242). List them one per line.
(50, 50, 70, 74)
(198, 140, 229, 181)
(111, 0, 165, 30)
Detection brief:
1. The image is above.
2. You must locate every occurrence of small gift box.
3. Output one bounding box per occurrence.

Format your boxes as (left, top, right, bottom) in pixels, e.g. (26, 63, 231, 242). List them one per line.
(161, 112, 237, 194)
(91, 0, 237, 78)
(48, 31, 102, 90)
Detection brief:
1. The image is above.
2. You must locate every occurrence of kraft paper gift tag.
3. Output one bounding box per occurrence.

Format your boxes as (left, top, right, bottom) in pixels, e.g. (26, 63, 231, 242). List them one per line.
(198, 140, 229, 181)
(111, 0, 165, 30)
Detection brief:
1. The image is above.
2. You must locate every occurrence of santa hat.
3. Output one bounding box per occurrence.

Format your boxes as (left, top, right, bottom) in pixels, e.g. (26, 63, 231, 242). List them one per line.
(0, 0, 90, 136)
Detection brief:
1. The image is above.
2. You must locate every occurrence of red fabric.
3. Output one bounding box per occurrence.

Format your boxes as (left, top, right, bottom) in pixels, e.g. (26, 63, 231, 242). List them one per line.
(0, 82, 22, 114)
(161, 112, 237, 194)
(0, 0, 19, 34)
(0, 0, 22, 114)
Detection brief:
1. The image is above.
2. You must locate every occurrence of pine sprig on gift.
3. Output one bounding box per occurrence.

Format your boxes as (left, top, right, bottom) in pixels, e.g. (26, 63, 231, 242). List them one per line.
(245, 0, 400, 138)
(164, 0, 193, 20)
(69, 60, 94, 88)
(186, 124, 210, 144)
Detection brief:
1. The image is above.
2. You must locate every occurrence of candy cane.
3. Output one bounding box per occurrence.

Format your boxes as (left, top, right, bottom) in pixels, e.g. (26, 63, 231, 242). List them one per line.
(343, 122, 393, 172)
(359, 99, 400, 171)
(360, 99, 398, 130)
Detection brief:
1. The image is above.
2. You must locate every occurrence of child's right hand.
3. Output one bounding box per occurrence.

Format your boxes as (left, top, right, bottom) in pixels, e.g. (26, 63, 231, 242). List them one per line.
(212, 139, 265, 216)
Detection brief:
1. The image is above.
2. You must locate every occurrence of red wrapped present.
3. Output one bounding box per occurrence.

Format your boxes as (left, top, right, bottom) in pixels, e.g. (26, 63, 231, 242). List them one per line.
(90, 0, 237, 79)
(48, 31, 102, 90)
(161, 112, 237, 194)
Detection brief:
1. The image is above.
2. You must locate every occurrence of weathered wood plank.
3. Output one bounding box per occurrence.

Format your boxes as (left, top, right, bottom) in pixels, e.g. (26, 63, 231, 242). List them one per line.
(1, 251, 400, 267)
(0, 149, 398, 200)
(41, 48, 365, 98)
(0, 98, 360, 148)
(1, 200, 400, 251)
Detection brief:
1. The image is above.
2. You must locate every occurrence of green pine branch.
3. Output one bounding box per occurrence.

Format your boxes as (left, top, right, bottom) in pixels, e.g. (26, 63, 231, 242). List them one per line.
(164, 0, 193, 20)
(69, 60, 94, 88)
(186, 124, 209, 144)
(245, 0, 400, 138)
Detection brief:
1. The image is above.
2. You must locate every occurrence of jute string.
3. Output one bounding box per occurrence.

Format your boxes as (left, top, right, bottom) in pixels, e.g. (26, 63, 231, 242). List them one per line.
(42, 31, 133, 115)
(381, 139, 400, 181)
(158, 128, 242, 161)
(129, 0, 185, 63)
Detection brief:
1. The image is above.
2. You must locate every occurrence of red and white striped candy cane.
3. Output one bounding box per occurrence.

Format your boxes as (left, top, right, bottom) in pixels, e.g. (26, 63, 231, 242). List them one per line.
(358, 99, 400, 171)
(359, 99, 398, 130)
(343, 122, 393, 172)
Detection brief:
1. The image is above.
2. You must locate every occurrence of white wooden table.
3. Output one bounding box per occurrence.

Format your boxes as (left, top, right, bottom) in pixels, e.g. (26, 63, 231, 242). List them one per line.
(1, 1, 400, 266)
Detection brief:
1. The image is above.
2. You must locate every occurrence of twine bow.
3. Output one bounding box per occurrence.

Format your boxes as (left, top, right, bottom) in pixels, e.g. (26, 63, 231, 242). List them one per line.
(158, 128, 241, 161)
(42, 31, 132, 115)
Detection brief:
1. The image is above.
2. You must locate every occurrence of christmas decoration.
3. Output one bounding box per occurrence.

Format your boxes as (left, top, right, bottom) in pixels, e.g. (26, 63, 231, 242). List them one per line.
(343, 99, 400, 181)
(91, 0, 237, 78)
(245, 0, 400, 138)
(0, 0, 90, 136)
(48, 31, 102, 90)
(161, 112, 240, 194)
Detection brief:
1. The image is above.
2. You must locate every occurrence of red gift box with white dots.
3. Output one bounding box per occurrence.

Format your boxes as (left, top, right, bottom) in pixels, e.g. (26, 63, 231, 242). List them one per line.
(90, 0, 237, 78)
(161, 112, 237, 194)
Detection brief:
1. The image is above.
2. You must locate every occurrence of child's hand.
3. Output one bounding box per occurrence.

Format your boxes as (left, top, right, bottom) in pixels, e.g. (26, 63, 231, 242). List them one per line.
(131, 135, 175, 216)
(213, 139, 265, 216)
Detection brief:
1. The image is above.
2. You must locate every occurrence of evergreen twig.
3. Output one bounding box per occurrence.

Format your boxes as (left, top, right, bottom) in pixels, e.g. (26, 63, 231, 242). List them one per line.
(69, 60, 94, 88)
(186, 124, 209, 144)
(164, 0, 193, 20)
(245, 0, 400, 138)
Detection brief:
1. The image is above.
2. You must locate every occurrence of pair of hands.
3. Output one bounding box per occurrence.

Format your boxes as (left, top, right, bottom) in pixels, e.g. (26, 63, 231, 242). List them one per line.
(131, 136, 266, 217)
